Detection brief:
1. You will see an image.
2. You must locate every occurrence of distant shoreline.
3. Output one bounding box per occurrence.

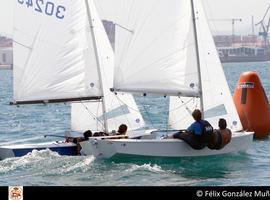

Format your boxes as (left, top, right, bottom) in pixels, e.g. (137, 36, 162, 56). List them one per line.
(0, 65, 12, 70)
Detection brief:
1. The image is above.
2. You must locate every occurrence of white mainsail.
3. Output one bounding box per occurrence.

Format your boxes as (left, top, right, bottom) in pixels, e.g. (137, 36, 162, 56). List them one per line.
(13, 0, 102, 103)
(95, 0, 242, 131)
(169, 0, 243, 130)
(107, 0, 199, 97)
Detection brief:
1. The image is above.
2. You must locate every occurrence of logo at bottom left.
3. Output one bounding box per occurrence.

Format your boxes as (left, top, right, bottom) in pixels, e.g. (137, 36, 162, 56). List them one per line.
(9, 186, 23, 200)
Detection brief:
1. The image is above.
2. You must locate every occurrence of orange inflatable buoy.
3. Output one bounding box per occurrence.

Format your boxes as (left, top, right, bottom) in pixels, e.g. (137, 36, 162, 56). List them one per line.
(233, 71, 270, 138)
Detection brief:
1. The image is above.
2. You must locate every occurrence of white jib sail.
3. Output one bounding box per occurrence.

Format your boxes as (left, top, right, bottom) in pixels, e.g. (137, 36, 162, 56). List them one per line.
(107, 0, 199, 97)
(71, 93, 145, 133)
(13, 0, 102, 103)
(169, 0, 242, 131)
(71, 0, 145, 133)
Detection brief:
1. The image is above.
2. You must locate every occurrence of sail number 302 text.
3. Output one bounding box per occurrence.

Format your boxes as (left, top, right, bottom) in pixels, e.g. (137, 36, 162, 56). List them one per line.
(17, 0, 66, 20)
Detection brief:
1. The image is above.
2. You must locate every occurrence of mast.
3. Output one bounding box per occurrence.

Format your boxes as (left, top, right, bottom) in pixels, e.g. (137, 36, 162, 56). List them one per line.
(191, 0, 204, 118)
(85, 0, 108, 132)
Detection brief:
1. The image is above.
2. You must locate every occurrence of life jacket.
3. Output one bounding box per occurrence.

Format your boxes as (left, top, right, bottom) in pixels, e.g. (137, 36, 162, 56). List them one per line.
(208, 128, 232, 150)
(220, 129, 232, 146)
(216, 128, 232, 149)
(176, 120, 213, 150)
(196, 120, 213, 145)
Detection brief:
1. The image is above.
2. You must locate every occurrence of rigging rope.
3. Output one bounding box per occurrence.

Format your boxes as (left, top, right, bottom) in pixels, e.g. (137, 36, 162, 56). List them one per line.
(79, 101, 105, 131)
(114, 94, 142, 114)
(115, 94, 153, 128)
(107, 96, 133, 133)
(168, 97, 198, 126)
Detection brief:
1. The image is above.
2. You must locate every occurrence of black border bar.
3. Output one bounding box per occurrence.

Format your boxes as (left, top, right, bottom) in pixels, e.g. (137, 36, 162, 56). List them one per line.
(3, 186, 270, 200)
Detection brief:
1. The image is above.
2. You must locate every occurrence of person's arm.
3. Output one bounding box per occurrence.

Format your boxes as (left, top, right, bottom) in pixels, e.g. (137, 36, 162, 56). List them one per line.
(187, 123, 200, 135)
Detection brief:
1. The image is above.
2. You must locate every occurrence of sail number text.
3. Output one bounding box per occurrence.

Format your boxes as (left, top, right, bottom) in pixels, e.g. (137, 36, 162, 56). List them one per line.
(17, 0, 66, 19)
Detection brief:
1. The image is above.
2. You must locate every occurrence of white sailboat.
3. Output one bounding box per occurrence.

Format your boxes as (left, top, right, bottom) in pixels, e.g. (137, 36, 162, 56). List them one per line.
(80, 0, 254, 158)
(0, 0, 147, 160)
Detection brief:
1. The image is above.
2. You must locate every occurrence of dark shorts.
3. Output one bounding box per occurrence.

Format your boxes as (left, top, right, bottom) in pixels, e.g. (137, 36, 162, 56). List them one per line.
(173, 131, 206, 150)
(173, 131, 183, 139)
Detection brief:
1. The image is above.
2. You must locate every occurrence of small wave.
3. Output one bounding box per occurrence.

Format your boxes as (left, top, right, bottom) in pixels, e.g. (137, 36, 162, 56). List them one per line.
(126, 163, 165, 173)
(57, 156, 95, 174)
(26, 149, 61, 158)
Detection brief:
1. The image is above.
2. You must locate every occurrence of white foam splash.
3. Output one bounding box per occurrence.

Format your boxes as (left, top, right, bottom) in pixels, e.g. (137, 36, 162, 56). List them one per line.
(0, 149, 61, 173)
(126, 164, 165, 173)
(58, 156, 95, 174)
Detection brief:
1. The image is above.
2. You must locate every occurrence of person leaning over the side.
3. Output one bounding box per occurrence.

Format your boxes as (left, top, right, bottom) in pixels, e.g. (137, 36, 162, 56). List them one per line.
(208, 118, 232, 150)
(72, 130, 93, 155)
(171, 109, 214, 150)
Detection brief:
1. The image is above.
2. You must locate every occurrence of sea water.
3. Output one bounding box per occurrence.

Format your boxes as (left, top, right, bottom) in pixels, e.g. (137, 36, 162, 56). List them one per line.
(0, 62, 270, 186)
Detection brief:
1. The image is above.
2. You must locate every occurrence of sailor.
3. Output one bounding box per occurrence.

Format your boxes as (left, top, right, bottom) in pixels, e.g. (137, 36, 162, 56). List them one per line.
(70, 130, 93, 155)
(172, 109, 213, 150)
(208, 118, 232, 150)
(70, 130, 92, 144)
(116, 124, 128, 135)
(93, 131, 108, 137)
(82, 130, 93, 141)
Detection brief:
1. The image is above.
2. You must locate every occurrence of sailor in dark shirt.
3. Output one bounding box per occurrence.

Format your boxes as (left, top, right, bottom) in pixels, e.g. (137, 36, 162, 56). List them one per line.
(172, 109, 213, 150)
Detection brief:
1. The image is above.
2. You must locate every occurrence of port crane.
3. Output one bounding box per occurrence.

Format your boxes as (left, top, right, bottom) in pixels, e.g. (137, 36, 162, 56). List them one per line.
(209, 18, 242, 44)
(256, 4, 270, 48)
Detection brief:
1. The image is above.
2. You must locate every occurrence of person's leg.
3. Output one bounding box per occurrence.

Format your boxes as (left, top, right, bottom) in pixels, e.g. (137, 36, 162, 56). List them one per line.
(178, 132, 205, 150)
(76, 138, 82, 155)
(172, 131, 184, 139)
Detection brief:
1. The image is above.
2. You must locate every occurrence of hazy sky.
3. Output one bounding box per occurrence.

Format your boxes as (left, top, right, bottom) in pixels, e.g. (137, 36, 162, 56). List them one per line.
(0, 0, 270, 37)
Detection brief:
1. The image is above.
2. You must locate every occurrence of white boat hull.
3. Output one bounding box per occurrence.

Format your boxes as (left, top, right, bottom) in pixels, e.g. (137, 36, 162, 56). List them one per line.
(80, 131, 254, 158)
